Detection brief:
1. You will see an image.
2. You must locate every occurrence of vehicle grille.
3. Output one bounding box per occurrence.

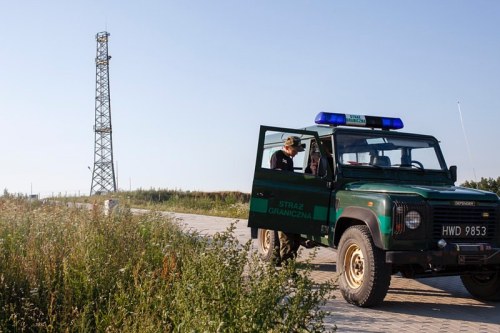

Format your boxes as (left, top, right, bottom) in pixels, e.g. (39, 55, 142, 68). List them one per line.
(432, 205, 497, 241)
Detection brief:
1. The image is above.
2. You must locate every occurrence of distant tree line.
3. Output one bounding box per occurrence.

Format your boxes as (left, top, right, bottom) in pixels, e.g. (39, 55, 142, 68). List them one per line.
(461, 177, 500, 196)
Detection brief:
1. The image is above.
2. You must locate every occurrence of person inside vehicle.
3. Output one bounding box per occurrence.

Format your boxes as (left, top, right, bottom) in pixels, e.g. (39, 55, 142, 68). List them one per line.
(305, 143, 321, 175)
(270, 136, 304, 265)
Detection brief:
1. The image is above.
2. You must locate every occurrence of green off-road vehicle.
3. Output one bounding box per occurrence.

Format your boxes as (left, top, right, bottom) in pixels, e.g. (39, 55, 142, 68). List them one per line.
(248, 112, 500, 307)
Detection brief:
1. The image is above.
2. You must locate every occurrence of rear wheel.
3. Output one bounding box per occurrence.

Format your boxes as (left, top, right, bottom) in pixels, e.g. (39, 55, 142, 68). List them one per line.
(257, 228, 279, 262)
(461, 271, 500, 301)
(337, 225, 391, 307)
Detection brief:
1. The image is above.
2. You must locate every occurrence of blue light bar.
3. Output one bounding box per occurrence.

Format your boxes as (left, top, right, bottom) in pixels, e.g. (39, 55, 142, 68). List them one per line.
(315, 112, 404, 130)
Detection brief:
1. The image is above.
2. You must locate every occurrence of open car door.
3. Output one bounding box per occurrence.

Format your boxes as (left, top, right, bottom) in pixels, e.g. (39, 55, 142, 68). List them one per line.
(248, 126, 333, 237)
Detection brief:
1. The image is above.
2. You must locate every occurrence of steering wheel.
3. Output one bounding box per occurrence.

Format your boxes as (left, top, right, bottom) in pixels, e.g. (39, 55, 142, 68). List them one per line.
(411, 160, 424, 169)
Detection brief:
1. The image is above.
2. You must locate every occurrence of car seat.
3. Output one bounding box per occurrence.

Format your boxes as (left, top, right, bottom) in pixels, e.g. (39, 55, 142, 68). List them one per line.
(373, 155, 391, 167)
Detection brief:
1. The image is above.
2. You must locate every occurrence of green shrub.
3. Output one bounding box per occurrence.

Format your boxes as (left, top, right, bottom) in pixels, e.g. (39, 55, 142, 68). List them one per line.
(0, 198, 335, 332)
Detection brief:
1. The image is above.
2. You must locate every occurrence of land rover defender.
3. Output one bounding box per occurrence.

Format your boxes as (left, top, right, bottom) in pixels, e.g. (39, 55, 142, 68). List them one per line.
(248, 112, 500, 307)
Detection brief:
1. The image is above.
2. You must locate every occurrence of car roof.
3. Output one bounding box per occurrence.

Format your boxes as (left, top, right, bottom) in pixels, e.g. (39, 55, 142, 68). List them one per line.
(263, 125, 436, 146)
(263, 125, 333, 145)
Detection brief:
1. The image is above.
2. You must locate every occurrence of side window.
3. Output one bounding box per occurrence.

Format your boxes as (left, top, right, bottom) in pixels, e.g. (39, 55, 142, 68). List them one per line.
(261, 146, 280, 169)
(259, 130, 309, 173)
(261, 147, 308, 173)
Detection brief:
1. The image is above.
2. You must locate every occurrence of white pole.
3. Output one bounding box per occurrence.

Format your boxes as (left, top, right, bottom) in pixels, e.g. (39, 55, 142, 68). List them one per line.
(457, 101, 477, 181)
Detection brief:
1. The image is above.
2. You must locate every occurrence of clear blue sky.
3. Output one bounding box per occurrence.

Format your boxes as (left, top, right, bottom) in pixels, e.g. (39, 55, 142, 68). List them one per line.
(1, 1, 499, 197)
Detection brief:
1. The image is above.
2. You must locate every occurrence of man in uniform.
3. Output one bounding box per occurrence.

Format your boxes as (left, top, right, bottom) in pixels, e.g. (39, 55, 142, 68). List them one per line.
(270, 136, 304, 265)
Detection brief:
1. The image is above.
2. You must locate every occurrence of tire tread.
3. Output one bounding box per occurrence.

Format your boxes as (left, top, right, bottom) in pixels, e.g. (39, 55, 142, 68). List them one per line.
(338, 225, 391, 307)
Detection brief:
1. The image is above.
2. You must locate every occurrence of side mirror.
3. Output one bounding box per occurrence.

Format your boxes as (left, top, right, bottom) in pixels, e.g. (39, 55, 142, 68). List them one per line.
(449, 165, 457, 183)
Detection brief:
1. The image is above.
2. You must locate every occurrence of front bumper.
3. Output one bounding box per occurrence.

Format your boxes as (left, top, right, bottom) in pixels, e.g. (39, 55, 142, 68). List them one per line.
(386, 243, 500, 267)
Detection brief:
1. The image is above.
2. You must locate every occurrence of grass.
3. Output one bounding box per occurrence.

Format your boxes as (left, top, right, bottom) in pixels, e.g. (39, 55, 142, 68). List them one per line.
(70, 188, 250, 219)
(0, 197, 336, 332)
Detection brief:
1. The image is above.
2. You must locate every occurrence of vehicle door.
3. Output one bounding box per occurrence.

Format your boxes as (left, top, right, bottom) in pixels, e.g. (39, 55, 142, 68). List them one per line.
(248, 126, 333, 237)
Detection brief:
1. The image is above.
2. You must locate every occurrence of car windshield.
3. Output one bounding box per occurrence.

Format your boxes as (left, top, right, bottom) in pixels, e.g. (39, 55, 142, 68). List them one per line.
(335, 131, 446, 171)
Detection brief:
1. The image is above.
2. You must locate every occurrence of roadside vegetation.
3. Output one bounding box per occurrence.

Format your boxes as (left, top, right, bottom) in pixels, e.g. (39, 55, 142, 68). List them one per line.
(0, 197, 336, 332)
(74, 189, 250, 219)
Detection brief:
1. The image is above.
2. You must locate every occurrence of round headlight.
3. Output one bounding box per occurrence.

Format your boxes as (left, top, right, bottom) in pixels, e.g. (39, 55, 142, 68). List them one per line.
(404, 211, 421, 230)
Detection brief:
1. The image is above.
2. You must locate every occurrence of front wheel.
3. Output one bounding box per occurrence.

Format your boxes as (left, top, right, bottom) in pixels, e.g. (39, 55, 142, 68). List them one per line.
(461, 271, 500, 301)
(257, 228, 279, 262)
(337, 225, 391, 307)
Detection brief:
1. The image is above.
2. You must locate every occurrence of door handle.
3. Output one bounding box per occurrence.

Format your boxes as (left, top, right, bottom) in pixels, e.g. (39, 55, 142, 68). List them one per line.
(256, 192, 275, 199)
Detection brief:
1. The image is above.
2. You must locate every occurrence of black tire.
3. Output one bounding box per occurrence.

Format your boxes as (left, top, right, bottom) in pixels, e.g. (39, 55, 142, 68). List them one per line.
(461, 271, 500, 301)
(257, 229, 280, 262)
(337, 225, 391, 307)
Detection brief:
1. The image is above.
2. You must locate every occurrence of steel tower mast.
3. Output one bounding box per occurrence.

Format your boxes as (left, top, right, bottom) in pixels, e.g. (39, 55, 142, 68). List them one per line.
(90, 31, 116, 195)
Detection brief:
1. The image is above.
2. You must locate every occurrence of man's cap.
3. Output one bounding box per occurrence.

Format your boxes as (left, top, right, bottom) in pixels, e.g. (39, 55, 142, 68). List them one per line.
(284, 136, 305, 152)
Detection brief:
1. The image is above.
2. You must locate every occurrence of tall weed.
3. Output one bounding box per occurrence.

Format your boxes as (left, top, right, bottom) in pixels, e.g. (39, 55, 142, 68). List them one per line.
(0, 198, 335, 332)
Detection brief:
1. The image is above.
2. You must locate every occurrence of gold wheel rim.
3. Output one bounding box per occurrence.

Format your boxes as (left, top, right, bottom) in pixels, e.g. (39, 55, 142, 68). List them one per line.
(259, 229, 272, 252)
(344, 243, 365, 289)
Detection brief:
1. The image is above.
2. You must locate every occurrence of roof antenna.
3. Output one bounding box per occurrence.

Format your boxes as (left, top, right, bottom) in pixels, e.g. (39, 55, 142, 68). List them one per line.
(457, 101, 477, 181)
